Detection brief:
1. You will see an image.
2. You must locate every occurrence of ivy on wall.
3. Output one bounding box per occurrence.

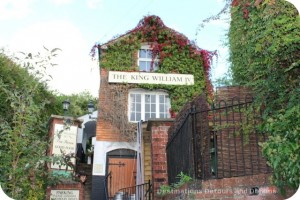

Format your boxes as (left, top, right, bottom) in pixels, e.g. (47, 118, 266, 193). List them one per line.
(229, 0, 299, 193)
(92, 15, 216, 112)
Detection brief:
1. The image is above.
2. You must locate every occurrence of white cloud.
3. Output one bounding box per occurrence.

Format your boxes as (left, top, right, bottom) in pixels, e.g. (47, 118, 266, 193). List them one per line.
(0, 0, 35, 20)
(8, 20, 99, 97)
(86, 0, 103, 9)
(50, 0, 73, 6)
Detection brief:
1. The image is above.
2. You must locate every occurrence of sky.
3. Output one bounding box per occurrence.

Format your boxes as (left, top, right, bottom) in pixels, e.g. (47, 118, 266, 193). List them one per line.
(1, 0, 297, 98)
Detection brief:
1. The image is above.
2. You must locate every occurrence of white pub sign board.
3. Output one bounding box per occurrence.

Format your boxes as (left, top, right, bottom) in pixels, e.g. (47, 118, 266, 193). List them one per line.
(108, 71, 194, 85)
(51, 124, 77, 169)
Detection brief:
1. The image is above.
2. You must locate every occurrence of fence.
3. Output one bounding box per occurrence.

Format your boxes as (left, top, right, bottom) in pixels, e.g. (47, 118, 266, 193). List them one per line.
(166, 95, 271, 184)
(117, 180, 152, 200)
(104, 171, 112, 200)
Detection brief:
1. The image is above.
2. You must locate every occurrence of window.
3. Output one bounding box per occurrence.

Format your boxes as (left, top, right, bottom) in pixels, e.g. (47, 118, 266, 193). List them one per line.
(138, 45, 159, 72)
(129, 90, 170, 122)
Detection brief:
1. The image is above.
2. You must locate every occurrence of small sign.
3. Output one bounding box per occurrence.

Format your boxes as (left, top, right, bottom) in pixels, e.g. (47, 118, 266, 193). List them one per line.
(50, 190, 79, 200)
(108, 71, 194, 85)
(51, 124, 77, 169)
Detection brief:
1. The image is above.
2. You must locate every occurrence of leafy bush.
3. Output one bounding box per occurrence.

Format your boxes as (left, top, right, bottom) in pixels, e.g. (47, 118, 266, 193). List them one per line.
(228, 0, 300, 192)
(157, 172, 192, 197)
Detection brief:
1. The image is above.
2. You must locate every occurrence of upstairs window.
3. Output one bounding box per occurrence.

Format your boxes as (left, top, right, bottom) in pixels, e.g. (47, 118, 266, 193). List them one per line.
(129, 90, 170, 122)
(138, 45, 159, 72)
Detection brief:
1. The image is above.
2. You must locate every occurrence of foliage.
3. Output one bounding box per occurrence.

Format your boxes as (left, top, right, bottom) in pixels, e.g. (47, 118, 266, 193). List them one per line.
(0, 49, 83, 199)
(228, 0, 300, 192)
(92, 15, 216, 111)
(157, 172, 192, 197)
(259, 105, 300, 193)
(172, 171, 193, 189)
(53, 91, 98, 117)
(0, 52, 57, 125)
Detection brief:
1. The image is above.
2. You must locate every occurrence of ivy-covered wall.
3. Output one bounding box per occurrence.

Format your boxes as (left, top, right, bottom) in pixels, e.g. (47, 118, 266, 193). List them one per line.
(93, 15, 215, 112)
(229, 0, 299, 193)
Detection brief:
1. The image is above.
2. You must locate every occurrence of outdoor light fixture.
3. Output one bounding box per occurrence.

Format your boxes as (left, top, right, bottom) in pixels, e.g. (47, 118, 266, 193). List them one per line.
(62, 100, 70, 114)
(62, 100, 71, 124)
(87, 101, 97, 119)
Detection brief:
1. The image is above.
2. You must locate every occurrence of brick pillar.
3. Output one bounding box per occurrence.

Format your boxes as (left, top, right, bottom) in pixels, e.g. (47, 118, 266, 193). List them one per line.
(147, 119, 174, 195)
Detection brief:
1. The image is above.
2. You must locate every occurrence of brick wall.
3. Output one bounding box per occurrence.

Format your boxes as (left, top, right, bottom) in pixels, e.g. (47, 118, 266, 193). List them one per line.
(46, 183, 84, 200)
(147, 119, 174, 195)
(159, 174, 296, 200)
(143, 129, 152, 182)
(96, 68, 137, 142)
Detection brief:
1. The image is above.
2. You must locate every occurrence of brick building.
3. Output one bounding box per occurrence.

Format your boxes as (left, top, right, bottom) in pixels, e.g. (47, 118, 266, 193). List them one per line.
(90, 15, 213, 199)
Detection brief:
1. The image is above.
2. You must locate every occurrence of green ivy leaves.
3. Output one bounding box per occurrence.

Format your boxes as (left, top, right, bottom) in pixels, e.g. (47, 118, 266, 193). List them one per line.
(229, 0, 300, 193)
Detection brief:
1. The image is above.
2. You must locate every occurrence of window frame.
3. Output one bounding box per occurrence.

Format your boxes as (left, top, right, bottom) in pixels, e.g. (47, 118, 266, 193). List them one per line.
(137, 45, 159, 72)
(128, 89, 170, 122)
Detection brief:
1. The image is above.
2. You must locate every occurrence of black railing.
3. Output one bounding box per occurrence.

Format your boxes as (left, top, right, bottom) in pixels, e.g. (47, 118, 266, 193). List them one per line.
(104, 171, 112, 200)
(166, 97, 271, 184)
(116, 180, 152, 200)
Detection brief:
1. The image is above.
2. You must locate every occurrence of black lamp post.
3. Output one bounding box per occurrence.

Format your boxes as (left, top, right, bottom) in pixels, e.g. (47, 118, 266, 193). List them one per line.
(87, 101, 95, 119)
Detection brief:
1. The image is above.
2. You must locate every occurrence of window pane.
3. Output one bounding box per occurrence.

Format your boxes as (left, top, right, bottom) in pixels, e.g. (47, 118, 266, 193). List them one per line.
(130, 94, 135, 102)
(151, 113, 156, 119)
(136, 113, 141, 121)
(151, 104, 156, 112)
(145, 113, 150, 121)
(130, 103, 135, 111)
(153, 61, 159, 71)
(151, 95, 156, 102)
(136, 103, 141, 112)
(166, 96, 170, 104)
(139, 61, 147, 71)
(145, 94, 150, 103)
(145, 61, 151, 71)
(139, 49, 147, 58)
(159, 104, 164, 112)
(159, 95, 164, 103)
(146, 49, 152, 58)
(145, 104, 150, 112)
(136, 94, 141, 102)
(130, 112, 135, 121)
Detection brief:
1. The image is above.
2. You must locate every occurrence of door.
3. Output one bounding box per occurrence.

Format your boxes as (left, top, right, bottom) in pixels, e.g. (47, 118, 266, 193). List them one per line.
(107, 157, 137, 198)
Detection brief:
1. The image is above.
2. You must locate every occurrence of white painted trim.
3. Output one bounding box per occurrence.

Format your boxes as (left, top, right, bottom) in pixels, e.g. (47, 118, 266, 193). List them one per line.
(127, 89, 171, 122)
(92, 141, 138, 176)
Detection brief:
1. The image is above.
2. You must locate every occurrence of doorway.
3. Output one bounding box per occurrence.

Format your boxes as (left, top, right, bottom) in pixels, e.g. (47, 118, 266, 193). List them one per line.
(106, 149, 137, 198)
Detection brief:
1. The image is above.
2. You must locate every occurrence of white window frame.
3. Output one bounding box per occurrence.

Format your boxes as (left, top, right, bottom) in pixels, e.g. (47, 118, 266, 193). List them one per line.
(138, 45, 159, 72)
(128, 89, 170, 122)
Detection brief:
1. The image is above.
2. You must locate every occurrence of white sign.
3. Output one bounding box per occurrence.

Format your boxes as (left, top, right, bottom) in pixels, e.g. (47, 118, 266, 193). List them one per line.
(50, 190, 79, 200)
(108, 71, 194, 85)
(51, 124, 78, 169)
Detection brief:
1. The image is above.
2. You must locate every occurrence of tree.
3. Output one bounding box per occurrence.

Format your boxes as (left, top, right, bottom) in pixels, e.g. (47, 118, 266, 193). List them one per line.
(53, 91, 98, 117)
